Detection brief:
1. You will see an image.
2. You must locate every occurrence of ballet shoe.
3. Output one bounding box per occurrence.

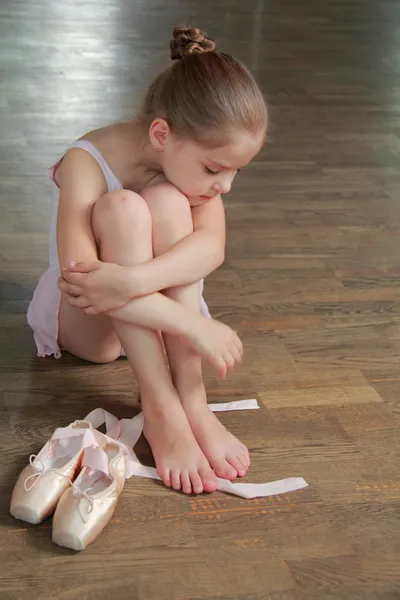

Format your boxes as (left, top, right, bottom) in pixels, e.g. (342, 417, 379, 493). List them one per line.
(52, 443, 126, 551)
(10, 420, 101, 524)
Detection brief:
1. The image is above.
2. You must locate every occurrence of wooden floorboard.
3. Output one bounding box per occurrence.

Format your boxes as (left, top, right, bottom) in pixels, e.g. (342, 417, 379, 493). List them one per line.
(1, 0, 400, 598)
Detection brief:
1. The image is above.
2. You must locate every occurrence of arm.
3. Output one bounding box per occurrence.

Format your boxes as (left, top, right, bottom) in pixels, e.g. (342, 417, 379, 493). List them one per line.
(56, 148, 108, 269)
(57, 167, 241, 377)
(57, 153, 220, 336)
(131, 192, 226, 297)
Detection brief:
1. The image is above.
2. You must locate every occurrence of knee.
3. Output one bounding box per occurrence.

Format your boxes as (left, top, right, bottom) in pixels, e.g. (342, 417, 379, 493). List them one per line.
(93, 190, 152, 235)
(78, 344, 122, 364)
(142, 183, 193, 235)
(59, 331, 122, 364)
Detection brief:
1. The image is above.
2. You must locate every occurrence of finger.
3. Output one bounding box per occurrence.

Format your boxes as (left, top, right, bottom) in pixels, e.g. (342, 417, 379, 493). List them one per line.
(67, 296, 91, 309)
(61, 291, 80, 303)
(58, 279, 82, 297)
(62, 271, 88, 285)
(64, 260, 101, 273)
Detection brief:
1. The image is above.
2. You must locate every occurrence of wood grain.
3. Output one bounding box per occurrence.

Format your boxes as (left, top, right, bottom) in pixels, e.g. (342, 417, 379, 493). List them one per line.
(1, 0, 400, 598)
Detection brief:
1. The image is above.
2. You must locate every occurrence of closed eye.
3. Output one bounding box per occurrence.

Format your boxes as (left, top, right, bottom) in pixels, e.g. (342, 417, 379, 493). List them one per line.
(204, 166, 242, 176)
(204, 166, 219, 175)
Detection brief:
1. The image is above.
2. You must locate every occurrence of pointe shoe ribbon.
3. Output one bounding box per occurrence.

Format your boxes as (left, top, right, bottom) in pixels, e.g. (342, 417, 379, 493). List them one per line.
(66, 447, 110, 524)
(24, 451, 97, 522)
(24, 454, 59, 492)
(22, 428, 101, 492)
(10, 413, 121, 525)
(84, 401, 309, 499)
(84, 408, 143, 478)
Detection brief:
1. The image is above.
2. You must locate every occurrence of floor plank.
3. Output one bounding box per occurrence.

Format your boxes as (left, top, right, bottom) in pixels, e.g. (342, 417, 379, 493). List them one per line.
(1, 0, 400, 598)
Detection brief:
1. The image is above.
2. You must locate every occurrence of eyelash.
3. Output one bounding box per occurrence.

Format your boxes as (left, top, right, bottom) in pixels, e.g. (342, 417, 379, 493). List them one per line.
(204, 167, 241, 175)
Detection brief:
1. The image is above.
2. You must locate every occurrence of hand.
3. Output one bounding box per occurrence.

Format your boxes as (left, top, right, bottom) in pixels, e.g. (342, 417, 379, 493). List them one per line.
(187, 318, 243, 378)
(58, 261, 134, 315)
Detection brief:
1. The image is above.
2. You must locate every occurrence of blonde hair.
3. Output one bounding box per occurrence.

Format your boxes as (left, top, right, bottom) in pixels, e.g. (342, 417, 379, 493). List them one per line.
(140, 26, 268, 144)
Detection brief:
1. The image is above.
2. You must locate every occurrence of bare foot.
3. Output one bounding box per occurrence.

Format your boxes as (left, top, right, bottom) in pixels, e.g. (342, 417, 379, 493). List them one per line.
(142, 400, 217, 495)
(183, 398, 251, 481)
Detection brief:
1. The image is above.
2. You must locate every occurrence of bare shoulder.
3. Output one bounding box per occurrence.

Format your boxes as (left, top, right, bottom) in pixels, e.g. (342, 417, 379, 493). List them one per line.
(79, 122, 119, 145)
(56, 121, 123, 186)
(55, 147, 108, 205)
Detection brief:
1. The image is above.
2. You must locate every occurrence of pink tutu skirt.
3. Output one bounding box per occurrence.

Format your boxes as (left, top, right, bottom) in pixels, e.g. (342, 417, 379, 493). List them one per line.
(27, 268, 63, 358)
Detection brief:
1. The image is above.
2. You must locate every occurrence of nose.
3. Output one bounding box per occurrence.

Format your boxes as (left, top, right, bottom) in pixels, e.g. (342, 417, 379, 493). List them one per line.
(213, 175, 232, 195)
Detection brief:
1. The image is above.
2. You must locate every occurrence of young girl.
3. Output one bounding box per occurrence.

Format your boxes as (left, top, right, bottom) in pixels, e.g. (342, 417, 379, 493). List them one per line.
(27, 27, 268, 496)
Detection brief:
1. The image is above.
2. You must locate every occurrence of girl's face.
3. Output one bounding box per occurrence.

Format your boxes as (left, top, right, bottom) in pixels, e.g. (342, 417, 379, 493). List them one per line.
(149, 121, 263, 206)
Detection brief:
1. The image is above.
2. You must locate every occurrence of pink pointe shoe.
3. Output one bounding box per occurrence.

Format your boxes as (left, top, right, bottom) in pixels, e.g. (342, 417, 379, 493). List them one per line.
(52, 442, 126, 551)
(10, 420, 100, 525)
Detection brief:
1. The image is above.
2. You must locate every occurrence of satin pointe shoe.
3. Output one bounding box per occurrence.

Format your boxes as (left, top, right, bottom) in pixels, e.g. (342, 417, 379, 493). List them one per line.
(52, 442, 126, 551)
(10, 420, 100, 525)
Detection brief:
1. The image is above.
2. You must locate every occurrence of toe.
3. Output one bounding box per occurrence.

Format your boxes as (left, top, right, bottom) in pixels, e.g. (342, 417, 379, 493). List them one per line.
(213, 459, 237, 481)
(189, 470, 204, 495)
(171, 470, 182, 491)
(227, 454, 246, 477)
(198, 467, 217, 492)
(242, 446, 251, 464)
(238, 447, 250, 467)
(181, 471, 192, 495)
(161, 468, 171, 487)
(238, 452, 250, 472)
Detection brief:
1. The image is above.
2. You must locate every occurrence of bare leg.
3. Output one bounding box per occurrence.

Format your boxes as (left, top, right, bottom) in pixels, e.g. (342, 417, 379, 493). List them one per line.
(60, 250, 241, 376)
(145, 187, 251, 480)
(61, 190, 217, 494)
(94, 191, 219, 494)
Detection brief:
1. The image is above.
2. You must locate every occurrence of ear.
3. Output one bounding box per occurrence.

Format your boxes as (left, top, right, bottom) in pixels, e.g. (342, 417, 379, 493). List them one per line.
(149, 118, 170, 151)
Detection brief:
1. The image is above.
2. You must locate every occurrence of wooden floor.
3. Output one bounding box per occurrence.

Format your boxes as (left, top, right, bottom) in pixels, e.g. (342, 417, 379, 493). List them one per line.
(1, 0, 400, 598)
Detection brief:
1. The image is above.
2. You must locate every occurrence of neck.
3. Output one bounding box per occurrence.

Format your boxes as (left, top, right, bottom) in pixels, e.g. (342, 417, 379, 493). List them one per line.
(123, 119, 163, 177)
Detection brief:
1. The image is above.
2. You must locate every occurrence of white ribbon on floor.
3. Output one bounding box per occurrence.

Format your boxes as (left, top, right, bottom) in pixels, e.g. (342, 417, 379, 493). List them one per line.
(84, 400, 308, 499)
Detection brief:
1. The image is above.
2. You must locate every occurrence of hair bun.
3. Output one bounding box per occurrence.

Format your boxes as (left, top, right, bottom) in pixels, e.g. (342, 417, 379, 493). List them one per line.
(170, 26, 216, 60)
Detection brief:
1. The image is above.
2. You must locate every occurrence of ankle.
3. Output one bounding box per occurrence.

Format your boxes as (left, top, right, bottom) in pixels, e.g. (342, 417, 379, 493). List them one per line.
(183, 399, 209, 414)
(142, 404, 177, 430)
(179, 384, 208, 414)
(140, 385, 180, 418)
(139, 375, 174, 400)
